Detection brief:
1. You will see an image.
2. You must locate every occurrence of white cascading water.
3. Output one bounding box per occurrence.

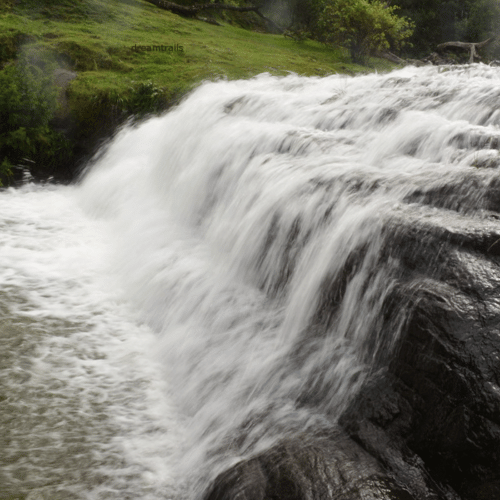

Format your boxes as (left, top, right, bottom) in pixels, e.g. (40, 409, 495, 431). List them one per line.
(2, 64, 500, 500)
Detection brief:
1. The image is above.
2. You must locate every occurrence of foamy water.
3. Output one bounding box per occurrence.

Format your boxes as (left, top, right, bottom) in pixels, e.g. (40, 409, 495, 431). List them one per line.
(0, 186, 181, 499)
(2, 64, 500, 499)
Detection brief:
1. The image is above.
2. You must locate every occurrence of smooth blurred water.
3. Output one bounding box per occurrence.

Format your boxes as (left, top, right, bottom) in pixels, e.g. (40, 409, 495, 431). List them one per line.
(2, 64, 500, 499)
(0, 186, 181, 499)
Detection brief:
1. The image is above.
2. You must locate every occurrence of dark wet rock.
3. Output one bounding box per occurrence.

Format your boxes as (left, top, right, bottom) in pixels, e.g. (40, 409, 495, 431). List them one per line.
(423, 53, 459, 65)
(204, 206, 500, 500)
(204, 434, 417, 500)
(340, 213, 500, 500)
(201, 88, 500, 499)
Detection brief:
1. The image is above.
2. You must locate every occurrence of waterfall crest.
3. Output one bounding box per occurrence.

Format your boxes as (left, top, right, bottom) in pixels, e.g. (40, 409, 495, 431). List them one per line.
(2, 64, 500, 499)
(79, 64, 500, 496)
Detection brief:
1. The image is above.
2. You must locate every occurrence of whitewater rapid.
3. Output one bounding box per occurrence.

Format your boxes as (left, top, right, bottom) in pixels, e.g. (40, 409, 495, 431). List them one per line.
(2, 64, 500, 499)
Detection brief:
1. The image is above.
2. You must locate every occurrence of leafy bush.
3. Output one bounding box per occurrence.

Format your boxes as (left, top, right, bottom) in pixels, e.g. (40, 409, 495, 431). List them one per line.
(127, 81, 170, 116)
(0, 50, 69, 185)
(317, 0, 414, 63)
(0, 0, 14, 13)
(86, 81, 173, 123)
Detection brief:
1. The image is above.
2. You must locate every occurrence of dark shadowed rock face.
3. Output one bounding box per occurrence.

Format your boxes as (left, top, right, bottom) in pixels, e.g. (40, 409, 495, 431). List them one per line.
(204, 434, 416, 500)
(340, 215, 500, 500)
(203, 207, 500, 500)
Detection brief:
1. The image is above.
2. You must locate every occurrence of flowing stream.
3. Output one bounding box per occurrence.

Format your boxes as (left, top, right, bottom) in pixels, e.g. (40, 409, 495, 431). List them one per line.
(2, 64, 500, 500)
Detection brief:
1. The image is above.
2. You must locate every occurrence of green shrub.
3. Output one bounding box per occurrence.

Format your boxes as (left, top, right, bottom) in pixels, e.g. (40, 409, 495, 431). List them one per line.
(0, 0, 14, 14)
(0, 50, 68, 185)
(316, 0, 414, 63)
(127, 81, 170, 116)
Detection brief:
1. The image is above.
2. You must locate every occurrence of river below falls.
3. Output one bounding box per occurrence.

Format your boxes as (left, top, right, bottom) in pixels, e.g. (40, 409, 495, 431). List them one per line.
(2, 64, 500, 500)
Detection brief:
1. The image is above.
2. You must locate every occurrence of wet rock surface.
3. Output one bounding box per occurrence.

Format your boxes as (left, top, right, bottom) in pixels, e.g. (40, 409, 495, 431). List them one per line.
(340, 210, 500, 499)
(204, 433, 417, 500)
(203, 192, 500, 500)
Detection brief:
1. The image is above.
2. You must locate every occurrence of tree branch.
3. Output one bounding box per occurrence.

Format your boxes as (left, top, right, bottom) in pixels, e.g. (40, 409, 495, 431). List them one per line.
(437, 37, 496, 63)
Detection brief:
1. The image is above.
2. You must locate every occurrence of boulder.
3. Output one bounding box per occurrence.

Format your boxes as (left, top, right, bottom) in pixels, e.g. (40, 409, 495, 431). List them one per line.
(204, 433, 417, 500)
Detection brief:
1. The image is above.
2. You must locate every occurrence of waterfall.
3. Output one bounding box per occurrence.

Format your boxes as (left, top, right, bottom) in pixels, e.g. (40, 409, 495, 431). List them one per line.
(2, 64, 500, 500)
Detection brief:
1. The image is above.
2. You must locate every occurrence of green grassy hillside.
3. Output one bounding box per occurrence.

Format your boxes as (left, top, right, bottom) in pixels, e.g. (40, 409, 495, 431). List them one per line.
(0, 0, 396, 182)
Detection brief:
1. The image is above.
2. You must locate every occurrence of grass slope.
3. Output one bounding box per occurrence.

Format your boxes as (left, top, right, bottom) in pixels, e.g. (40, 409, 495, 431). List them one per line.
(0, 0, 396, 178)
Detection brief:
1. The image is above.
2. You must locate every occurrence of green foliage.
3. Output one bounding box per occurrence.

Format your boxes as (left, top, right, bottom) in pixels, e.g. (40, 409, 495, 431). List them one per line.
(87, 81, 175, 123)
(0, 31, 23, 65)
(397, 0, 500, 57)
(276, 0, 414, 62)
(127, 81, 171, 116)
(0, 0, 14, 14)
(316, 0, 414, 63)
(289, 0, 326, 34)
(55, 40, 129, 72)
(0, 158, 13, 186)
(395, 0, 442, 55)
(457, 0, 500, 58)
(272, 0, 500, 59)
(0, 50, 68, 185)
